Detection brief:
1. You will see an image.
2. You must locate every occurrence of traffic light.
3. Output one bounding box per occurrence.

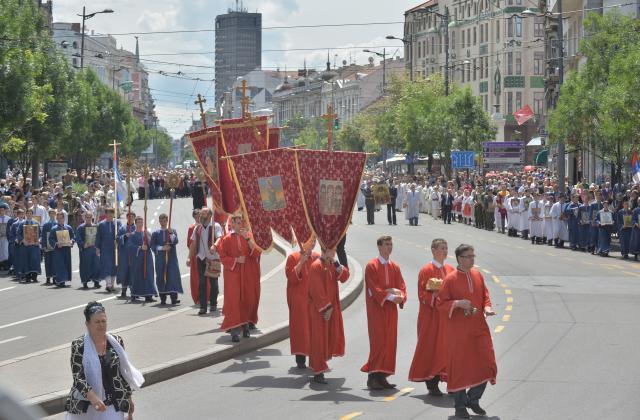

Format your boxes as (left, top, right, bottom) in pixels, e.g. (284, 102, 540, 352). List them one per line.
(334, 117, 340, 129)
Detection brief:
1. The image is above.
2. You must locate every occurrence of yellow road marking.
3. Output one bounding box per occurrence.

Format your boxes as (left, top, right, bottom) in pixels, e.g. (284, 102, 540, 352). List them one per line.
(623, 270, 640, 278)
(494, 325, 505, 333)
(505, 305, 513, 311)
(604, 266, 615, 271)
(502, 314, 511, 322)
(545, 252, 555, 257)
(563, 257, 573, 261)
(340, 412, 364, 420)
(500, 283, 507, 288)
(505, 289, 512, 295)
(492, 275, 500, 283)
(482, 268, 491, 274)
(584, 261, 594, 266)
(383, 387, 414, 402)
(516, 246, 525, 250)
(506, 297, 513, 303)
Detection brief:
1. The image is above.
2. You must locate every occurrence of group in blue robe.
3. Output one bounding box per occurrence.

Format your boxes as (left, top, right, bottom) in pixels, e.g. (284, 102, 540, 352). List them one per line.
(41, 218, 56, 283)
(127, 230, 157, 301)
(76, 223, 101, 288)
(577, 204, 590, 250)
(565, 201, 580, 250)
(588, 201, 602, 253)
(595, 209, 613, 256)
(95, 219, 122, 283)
(16, 218, 41, 282)
(117, 223, 136, 293)
(150, 228, 183, 304)
(48, 222, 75, 287)
(6, 217, 18, 273)
(617, 207, 634, 258)
(9, 217, 23, 279)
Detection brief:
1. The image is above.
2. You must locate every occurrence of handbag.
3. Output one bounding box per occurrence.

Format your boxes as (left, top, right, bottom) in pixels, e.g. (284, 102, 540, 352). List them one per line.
(205, 258, 221, 278)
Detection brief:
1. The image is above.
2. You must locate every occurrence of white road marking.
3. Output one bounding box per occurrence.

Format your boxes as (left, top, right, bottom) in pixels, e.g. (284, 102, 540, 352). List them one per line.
(0, 287, 16, 293)
(0, 296, 117, 331)
(0, 336, 25, 345)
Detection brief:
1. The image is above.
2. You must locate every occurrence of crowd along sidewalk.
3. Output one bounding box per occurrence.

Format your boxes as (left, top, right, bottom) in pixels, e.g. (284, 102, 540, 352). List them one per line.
(1, 239, 363, 416)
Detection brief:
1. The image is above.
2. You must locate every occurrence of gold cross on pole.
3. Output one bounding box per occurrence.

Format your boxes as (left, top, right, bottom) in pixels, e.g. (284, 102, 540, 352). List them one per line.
(109, 139, 121, 265)
(194, 94, 207, 128)
(235, 80, 252, 119)
(321, 104, 338, 152)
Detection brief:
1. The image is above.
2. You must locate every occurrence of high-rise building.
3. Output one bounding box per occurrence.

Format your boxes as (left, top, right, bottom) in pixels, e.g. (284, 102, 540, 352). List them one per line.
(214, 2, 262, 107)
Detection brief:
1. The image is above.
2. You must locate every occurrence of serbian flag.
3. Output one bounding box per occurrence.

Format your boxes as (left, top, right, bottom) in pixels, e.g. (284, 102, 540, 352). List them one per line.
(228, 148, 312, 251)
(187, 127, 224, 211)
(513, 104, 535, 126)
(295, 150, 366, 249)
(632, 151, 640, 185)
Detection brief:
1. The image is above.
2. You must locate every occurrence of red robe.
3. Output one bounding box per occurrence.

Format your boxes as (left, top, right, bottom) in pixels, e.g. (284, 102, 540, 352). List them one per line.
(437, 268, 497, 392)
(308, 258, 350, 374)
(285, 251, 320, 356)
(217, 231, 261, 330)
(408, 261, 455, 382)
(360, 258, 407, 375)
(187, 224, 205, 305)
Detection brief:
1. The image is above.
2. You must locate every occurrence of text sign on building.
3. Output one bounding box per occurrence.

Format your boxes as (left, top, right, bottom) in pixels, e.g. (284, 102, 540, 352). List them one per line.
(482, 141, 524, 168)
(451, 151, 476, 169)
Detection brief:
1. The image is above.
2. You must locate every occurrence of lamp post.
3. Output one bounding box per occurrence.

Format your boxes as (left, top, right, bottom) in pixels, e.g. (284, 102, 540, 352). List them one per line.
(386, 35, 413, 81)
(78, 6, 114, 70)
(363, 48, 386, 92)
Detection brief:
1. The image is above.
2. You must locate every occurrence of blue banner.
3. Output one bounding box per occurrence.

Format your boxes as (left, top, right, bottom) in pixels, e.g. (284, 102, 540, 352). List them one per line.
(451, 151, 475, 169)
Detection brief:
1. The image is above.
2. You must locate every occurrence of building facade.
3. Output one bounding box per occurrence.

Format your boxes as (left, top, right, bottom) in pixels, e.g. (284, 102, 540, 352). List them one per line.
(214, 5, 262, 107)
(404, 0, 546, 144)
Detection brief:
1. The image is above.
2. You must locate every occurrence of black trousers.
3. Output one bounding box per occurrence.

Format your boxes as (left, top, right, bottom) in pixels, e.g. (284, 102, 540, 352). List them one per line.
(442, 205, 452, 223)
(197, 258, 219, 310)
(387, 203, 397, 224)
(365, 201, 375, 224)
(336, 234, 348, 268)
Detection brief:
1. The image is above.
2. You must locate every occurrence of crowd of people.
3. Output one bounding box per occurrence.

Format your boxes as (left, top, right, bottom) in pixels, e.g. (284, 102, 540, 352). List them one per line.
(359, 168, 640, 260)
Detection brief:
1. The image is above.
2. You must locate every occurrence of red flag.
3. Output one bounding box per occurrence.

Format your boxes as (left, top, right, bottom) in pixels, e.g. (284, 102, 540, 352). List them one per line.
(513, 104, 535, 126)
(229, 148, 311, 251)
(187, 127, 223, 210)
(295, 150, 366, 249)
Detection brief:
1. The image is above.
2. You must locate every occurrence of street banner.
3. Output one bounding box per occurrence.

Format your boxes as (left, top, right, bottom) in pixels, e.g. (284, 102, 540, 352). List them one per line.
(45, 161, 68, 183)
(188, 127, 224, 211)
(228, 148, 311, 251)
(295, 150, 366, 249)
(513, 104, 535, 126)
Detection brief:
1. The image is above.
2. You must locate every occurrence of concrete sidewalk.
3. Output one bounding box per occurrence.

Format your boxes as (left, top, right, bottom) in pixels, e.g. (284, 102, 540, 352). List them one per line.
(4, 241, 363, 416)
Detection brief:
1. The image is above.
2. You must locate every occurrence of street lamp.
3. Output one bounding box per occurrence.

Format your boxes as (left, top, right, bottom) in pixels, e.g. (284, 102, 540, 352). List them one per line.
(363, 48, 386, 92)
(77, 7, 114, 70)
(386, 35, 413, 81)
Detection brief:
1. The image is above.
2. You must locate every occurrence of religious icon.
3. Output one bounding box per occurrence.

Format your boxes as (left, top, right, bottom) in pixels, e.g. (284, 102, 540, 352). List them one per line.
(580, 210, 590, 225)
(56, 229, 72, 247)
(427, 277, 443, 291)
(237, 143, 252, 154)
(600, 212, 613, 226)
(204, 146, 220, 185)
(531, 207, 541, 220)
(372, 184, 391, 206)
(0, 223, 6, 238)
(544, 206, 552, 217)
(85, 226, 97, 247)
(623, 214, 633, 228)
(258, 176, 286, 212)
(33, 215, 42, 225)
(319, 179, 343, 216)
(23, 224, 39, 246)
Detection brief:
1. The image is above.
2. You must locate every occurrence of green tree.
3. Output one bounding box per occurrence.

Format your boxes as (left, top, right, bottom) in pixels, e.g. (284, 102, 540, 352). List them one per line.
(154, 129, 174, 165)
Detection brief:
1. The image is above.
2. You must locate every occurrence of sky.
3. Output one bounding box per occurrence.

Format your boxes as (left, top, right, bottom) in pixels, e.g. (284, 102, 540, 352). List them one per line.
(52, 0, 421, 139)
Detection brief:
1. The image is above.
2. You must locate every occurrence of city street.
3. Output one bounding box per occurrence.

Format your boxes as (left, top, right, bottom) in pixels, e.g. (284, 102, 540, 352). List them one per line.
(97, 208, 640, 420)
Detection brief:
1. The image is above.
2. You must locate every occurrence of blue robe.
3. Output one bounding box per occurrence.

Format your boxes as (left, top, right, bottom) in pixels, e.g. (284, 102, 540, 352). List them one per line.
(6, 217, 17, 270)
(577, 204, 590, 249)
(9, 218, 24, 276)
(95, 220, 122, 280)
(588, 202, 602, 249)
(630, 208, 640, 256)
(150, 229, 183, 294)
(16, 219, 41, 275)
(565, 203, 580, 248)
(595, 210, 613, 253)
(41, 221, 55, 278)
(117, 223, 136, 287)
(128, 231, 156, 297)
(48, 223, 75, 284)
(76, 223, 100, 284)
(617, 209, 633, 256)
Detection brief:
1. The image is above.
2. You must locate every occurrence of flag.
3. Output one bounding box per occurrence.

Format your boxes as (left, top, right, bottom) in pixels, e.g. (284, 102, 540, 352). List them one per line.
(513, 104, 535, 126)
(114, 160, 127, 207)
(188, 127, 224, 210)
(228, 148, 311, 251)
(295, 150, 366, 250)
(632, 150, 640, 184)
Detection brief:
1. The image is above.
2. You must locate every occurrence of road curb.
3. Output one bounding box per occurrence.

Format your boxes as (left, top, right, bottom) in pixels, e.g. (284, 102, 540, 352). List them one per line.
(30, 250, 363, 416)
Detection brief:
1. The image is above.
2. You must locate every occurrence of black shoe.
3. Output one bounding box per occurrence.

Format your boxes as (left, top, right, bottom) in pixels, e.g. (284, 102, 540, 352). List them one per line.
(160, 299, 167, 305)
(198, 308, 207, 315)
(243, 326, 250, 338)
(248, 323, 256, 330)
(93, 282, 101, 289)
(120, 291, 127, 298)
(313, 374, 327, 384)
(144, 297, 157, 303)
(381, 377, 396, 389)
(467, 402, 487, 416)
(171, 299, 180, 305)
(210, 306, 218, 313)
(366, 375, 385, 390)
(231, 334, 240, 343)
(82, 283, 89, 289)
(45, 278, 51, 285)
(455, 407, 470, 419)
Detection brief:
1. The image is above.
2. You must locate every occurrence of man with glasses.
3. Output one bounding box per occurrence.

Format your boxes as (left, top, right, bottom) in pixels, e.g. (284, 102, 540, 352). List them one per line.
(438, 244, 497, 419)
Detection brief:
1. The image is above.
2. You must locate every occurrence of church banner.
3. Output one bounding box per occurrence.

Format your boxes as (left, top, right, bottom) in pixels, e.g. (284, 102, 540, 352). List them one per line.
(188, 127, 223, 211)
(268, 127, 280, 149)
(228, 148, 312, 251)
(295, 150, 366, 249)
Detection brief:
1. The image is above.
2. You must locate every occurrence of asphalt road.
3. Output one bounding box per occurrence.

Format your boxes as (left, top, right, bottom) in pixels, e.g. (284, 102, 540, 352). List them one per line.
(122, 208, 640, 420)
(0, 197, 280, 364)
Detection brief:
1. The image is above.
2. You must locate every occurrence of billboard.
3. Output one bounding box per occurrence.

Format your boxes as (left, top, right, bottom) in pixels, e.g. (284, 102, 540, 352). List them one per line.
(482, 141, 524, 170)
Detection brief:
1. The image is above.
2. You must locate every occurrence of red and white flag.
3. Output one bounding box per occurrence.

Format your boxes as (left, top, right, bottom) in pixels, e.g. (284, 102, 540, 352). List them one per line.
(513, 104, 535, 126)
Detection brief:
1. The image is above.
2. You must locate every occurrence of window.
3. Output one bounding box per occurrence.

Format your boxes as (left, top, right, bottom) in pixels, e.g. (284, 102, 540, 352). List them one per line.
(516, 91, 522, 110)
(480, 24, 484, 43)
(534, 17, 544, 37)
(468, 2, 471, 17)
(515, 51, 522, 75)
(451, 31, 456, 52)
(484, 56, 489, 78)
(516, 0, 522, 4)
(515, 16, 522, 37)
(473, 58, 477, 80)
(507, 92, 513, 114)
(431, 38, 435, 56)
(417, 42, 421, 59)
(461, 64, 465, 82)
(483, 95, 488, 112)
(533, 92, 544, 115)
(439, 34, 443, 53)
(473, 27, 477, 45)
(507, 52, 513, 75)
(508, 0, 513, 4)
(467, 62, 471, 81)
(534, 52, 544, 75)
(462, 30, 466, 49)
(508, 17, 513, 37)
(496, 20, 500, 40)
(467, 28, 471, 48)
(423, 40, 426, 57)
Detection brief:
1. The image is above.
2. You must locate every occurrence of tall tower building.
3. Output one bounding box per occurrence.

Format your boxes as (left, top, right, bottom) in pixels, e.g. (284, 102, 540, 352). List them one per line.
(215, 2, 262, 107)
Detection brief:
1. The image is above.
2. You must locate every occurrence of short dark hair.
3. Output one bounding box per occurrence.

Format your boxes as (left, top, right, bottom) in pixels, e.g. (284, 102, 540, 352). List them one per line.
(84, 301, 105, 321)
(377, 235, 392, 246)
(455, 243, 474, 260)
(192, 209, 200, 218)
(431, 238, 447, 249)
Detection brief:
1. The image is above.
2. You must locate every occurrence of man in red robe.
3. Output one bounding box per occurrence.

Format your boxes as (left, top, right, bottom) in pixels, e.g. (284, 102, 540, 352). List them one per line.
(438, 243, 497, 419)
(186, 209, 202, 305)
(308, 246, 350, 384)
(408, 238, 455, 395)
(361, 235, 407, 390)
(285, 236, 319, 369)
(217, 213, 261, 342)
